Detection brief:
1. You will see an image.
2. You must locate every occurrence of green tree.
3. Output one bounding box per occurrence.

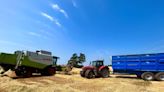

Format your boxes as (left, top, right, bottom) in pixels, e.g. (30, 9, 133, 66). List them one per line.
(67, 53, 86, 67)
(78, 53, 86, 64)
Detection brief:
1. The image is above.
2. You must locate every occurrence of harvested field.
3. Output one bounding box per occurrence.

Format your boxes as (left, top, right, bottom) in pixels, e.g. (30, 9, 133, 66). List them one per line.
(0, 68, 163, 92)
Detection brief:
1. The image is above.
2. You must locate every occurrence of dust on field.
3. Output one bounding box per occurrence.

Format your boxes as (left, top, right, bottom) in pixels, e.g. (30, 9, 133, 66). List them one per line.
(0, 68, 163, 92)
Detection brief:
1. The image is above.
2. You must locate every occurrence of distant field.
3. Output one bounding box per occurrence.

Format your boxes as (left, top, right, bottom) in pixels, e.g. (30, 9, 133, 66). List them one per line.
(0, 68, 163, 92)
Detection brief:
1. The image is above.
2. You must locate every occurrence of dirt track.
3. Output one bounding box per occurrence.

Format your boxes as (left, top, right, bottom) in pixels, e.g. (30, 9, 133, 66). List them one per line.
(0, 69, 163, 92)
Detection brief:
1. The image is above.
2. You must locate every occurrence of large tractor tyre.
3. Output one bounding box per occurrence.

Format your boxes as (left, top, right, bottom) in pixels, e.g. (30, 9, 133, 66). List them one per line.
(15, 67, 32, 77)
(80, 71, 85, 77)
(141, 72, 155, 81)
(85, 70, 94, 79)
(100, 68, 109, 78)
(155, 72, 164, 81)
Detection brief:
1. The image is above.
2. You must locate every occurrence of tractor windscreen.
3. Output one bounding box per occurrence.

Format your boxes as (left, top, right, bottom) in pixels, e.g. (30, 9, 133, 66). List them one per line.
(92, 61, 97, 66)
(92, 61, 104, 67)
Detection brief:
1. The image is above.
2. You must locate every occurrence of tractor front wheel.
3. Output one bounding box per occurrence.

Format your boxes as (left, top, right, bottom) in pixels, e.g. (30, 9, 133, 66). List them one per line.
(85, 70, 94, 79)
(101, 68, 109, 78)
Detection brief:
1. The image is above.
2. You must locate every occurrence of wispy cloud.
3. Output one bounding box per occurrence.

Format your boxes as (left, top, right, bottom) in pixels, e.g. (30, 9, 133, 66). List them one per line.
(51, 4, 69, 18)
(28, 32, 41, 37)
(54, 19, 61, 27)
(41, 12, 54, 21)
(72, 0, 77, 8)
(28, 31, 51, 40)
(41, 12, 61, 27)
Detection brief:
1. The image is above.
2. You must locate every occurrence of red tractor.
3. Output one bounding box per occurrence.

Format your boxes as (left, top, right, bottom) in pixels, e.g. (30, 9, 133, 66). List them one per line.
(80, 60, 109, 79)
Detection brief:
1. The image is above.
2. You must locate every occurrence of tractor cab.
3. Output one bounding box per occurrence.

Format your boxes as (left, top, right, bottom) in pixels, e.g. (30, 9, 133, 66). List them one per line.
(91, 60, 104, 68)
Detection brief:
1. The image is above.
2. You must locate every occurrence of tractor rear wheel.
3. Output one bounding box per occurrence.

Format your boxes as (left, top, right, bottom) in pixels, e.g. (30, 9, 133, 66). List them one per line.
(85, 70, 94, 79)
(101, 68, 109, 78)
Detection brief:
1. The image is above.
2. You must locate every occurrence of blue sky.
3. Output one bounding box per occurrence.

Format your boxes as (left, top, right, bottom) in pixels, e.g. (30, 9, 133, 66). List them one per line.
(0, 0, 164, 65)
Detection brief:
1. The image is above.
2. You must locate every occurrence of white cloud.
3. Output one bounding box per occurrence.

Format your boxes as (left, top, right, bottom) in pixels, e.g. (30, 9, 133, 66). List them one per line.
(41, 12, 61, 27)
(28, 32, 41, 37)
(72, 0, 77, 8)
(51, 4, 69, 18)
(54, 19, 61, 27)
(41, 12, 54, 21)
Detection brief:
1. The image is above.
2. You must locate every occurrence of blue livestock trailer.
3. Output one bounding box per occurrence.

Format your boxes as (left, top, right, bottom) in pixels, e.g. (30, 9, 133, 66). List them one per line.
(112, 53, 164, 81)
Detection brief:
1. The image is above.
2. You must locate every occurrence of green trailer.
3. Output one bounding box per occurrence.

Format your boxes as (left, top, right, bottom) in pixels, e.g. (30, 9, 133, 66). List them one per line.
(0, 50, 59, 77)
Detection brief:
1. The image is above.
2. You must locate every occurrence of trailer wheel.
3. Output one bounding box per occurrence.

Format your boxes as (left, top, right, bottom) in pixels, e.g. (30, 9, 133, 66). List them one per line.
(101, 68, 109, 78)
(141, 72, 154, 81)
(85, 70, 94, 79)
(155, 72, 164, 81)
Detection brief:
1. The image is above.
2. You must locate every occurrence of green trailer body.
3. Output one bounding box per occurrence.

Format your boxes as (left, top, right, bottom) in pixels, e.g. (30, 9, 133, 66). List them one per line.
(0, 53, 17, 65)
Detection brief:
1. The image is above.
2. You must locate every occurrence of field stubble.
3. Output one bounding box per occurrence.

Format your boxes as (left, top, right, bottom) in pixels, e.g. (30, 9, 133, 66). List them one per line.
(0, 68, 163, 92)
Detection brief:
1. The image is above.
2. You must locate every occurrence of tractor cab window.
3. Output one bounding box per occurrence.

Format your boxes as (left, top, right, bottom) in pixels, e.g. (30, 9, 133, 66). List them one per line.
(92, 61, 104, 67)
(92, 61, 97, 66)
(96, 61, 103, 67)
